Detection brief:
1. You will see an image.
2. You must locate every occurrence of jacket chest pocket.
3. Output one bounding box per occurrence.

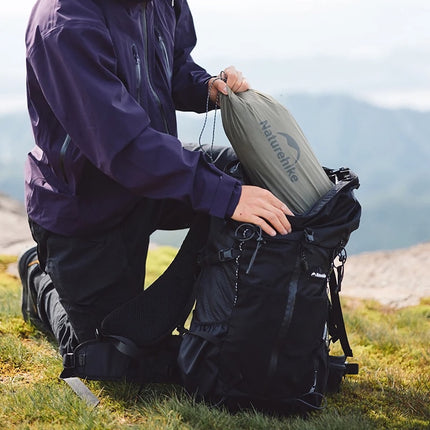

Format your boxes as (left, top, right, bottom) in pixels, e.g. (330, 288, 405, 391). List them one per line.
(155, 28, 173, 81)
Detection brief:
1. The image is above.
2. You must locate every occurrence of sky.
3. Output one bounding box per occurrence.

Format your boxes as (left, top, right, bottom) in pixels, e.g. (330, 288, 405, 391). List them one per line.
(188, 0, 429, 59)
(1, 0, 429, 113)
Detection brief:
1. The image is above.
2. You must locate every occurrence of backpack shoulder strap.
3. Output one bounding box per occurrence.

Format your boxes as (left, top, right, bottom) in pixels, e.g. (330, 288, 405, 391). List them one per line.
(100, 214, 210, 346)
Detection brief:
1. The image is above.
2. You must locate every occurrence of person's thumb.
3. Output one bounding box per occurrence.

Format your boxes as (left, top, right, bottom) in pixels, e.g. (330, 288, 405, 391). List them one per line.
(212, 77, 228, 95)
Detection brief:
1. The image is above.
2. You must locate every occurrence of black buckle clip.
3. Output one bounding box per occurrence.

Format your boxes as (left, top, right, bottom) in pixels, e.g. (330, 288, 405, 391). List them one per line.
(218, 248, 235, 262)
(346, 362, 359, 375)
(62, 353, 75, 369)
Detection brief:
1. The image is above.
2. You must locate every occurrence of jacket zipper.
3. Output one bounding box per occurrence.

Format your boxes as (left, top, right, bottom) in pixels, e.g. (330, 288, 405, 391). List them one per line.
(60, 134, 71, 184)
(140, 5, 170, 134)
(155, 29, 172, 81)
(132, 44, 142, 104)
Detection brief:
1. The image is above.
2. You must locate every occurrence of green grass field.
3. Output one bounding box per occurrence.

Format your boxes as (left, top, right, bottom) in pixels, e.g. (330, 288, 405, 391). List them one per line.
(0, 251, 429, 429)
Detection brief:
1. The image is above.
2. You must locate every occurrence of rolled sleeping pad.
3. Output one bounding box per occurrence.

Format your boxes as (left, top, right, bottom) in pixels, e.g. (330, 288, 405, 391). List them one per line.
(220, 89, 333, 214)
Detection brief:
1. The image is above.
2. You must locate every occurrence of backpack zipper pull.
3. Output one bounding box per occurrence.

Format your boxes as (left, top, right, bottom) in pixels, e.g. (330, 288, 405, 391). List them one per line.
(246, 228, 264, 274)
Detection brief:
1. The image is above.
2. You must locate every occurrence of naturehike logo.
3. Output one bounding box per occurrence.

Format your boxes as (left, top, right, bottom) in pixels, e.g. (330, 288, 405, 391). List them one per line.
(311, 272, 327, 279)
(260, 120, 300, 183)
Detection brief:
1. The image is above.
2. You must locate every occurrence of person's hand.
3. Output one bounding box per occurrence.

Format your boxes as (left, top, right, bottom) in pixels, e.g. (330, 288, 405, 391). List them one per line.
(231, 185, 294, 236)
(209, 66, 249, 103)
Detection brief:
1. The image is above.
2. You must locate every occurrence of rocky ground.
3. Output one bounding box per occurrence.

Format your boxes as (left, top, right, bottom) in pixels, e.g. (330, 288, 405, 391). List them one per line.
(342, 241, 430, 308)
(1, 193, 429, 308)
(0, 193, 35, 256)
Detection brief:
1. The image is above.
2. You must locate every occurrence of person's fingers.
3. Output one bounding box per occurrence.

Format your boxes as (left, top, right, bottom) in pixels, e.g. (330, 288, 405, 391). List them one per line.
(256, 206, 292, 236)
(260, 192, 294, 229)
(209, 67, 250, 103)
(248, 215, 277, 237)
(227, 70, 243, 92)
(231, 186, 293, 236)
(270, 210, 292, 235)
(223, 66, 249, 93)
(211, 77, 228, 95)
(240, 209, 290, 237)
(266, 194, 294, 217)
(237, 78, 250, 92)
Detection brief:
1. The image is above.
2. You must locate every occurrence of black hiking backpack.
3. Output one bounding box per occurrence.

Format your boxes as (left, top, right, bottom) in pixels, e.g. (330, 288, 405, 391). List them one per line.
(59, 165, 360, 415)
(177, 165, 361, 414)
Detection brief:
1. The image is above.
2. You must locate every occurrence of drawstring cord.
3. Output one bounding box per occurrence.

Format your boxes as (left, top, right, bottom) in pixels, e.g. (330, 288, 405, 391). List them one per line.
(198, 71, 227, 163)
(234, 223, 265, 274)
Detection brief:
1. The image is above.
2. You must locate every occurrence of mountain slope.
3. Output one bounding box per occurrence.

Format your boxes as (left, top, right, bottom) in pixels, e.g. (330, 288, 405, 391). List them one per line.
(283, 94, 430, 253)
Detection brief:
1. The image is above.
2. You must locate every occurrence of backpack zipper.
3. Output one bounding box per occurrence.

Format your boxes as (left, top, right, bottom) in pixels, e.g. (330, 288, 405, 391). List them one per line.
(140, 5, 170, 134)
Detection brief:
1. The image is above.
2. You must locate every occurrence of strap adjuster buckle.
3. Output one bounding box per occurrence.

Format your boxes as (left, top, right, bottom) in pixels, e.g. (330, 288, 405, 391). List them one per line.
(62, 352, 75, 369)
(218, 248, 235, 262)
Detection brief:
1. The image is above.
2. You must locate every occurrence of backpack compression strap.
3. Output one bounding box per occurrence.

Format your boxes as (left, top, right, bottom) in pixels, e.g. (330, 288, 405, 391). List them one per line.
(328, 257, 353, 358)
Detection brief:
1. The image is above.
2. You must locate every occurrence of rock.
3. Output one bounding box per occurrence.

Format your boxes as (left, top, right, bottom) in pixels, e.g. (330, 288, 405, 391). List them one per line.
(342, 242, 430, 308)
(0, 193, 35, 256)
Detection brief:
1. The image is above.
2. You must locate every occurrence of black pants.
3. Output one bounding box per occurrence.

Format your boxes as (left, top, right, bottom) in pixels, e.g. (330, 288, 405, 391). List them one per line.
(30, 146, 236, 356)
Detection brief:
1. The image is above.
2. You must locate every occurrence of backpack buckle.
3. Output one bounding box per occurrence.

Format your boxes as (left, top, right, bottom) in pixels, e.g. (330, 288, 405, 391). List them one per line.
(218, 248, 235, 262)
(345, 362, 359, 375)
(63, 352, 75, 369)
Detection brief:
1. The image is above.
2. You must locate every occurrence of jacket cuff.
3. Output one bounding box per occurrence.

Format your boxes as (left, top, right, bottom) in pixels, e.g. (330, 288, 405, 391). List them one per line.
(224, 182, 242, 218)
(206, 172, 242, 219)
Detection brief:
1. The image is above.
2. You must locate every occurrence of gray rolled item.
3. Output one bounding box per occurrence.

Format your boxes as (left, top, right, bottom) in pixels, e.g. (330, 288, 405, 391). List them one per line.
(220, 89, 333, 214)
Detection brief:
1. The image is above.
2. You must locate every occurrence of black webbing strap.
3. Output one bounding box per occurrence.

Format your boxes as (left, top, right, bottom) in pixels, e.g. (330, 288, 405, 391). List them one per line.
(101, 334, 143, 360)
(266, 252, 301, 383)
(329, 269, 353, 357)
(185, 328, 222, 346)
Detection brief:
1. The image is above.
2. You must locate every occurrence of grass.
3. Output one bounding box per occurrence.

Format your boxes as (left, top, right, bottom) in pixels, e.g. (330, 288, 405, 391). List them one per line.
(0, 252, 429, 429)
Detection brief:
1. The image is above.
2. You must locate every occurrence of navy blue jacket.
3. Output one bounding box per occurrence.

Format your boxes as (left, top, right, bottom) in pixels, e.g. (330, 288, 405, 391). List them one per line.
(25, 0, 241, 235)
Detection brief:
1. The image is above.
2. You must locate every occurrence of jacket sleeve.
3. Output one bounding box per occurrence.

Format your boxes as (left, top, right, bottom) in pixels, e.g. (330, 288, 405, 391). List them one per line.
(27, 21, 241, 219)
(171, 0, 214, 113)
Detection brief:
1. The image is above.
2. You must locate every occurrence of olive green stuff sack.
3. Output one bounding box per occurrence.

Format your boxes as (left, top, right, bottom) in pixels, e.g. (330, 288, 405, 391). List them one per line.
(220, 89, 333, 214)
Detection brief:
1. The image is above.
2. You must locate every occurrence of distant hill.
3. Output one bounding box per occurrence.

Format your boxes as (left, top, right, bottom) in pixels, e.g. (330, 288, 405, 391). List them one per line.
(0, 112, 32, 201)
(284, 94, 430, 254)
(1, 93, 429, 254)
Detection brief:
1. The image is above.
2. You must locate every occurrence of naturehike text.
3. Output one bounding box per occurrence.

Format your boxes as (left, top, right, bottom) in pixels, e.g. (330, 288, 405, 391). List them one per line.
(260, 120, 299, 183)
